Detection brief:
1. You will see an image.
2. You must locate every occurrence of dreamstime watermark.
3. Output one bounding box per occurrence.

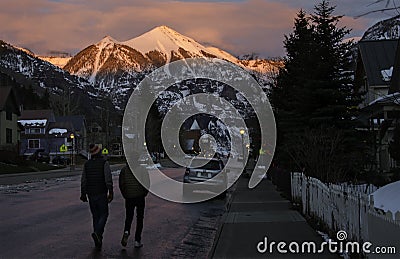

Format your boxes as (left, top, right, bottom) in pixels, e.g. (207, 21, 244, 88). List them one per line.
(257, 230, 397, 255)
(122, 58, 276, 203)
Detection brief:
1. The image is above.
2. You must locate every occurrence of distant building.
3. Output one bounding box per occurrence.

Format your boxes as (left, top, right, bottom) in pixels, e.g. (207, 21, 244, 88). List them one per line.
(0, 86, 21, 151)
(181, 118, 201, 154)
(19, 110, 87, 159)
(19, 109, 56, 157)
(55, 115, 87, 156)
(87, 122, 123, 157)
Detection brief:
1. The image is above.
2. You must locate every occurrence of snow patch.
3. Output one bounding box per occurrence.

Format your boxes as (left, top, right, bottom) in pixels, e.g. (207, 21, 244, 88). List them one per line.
(18, 119, 47, 127)
(371, 180, 400, 216)
(381, 66, 393, 82)
(49, 128, 68, 134)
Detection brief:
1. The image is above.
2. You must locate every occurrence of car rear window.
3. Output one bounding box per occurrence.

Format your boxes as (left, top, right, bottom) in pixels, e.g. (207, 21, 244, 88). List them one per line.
(189, 160, 221, 170)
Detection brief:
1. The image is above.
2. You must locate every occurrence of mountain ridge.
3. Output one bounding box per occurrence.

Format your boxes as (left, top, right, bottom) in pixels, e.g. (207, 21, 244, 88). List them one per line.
(0, 40, 117, 122)
(60, 25, 282, 110)
(64, 25, 281, 87)
(362, 14, 400, 40)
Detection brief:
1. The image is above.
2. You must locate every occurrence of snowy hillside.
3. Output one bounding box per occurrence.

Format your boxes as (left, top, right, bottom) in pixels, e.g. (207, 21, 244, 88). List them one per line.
(0, 40, 115, 120)
(65, 26, 281, 89)
(38, 56, 71, 68)
(362, 14, 400, 40)
(15, 46, 72, 69)
(62, 25, 281, 110)
(0, 40, 89, 92)
(64, 36, 149, 83)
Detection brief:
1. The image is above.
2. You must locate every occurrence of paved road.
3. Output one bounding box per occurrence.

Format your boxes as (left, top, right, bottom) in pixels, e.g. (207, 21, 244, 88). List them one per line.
(0, 167, 227, 258)
(0, 164, 125, 185)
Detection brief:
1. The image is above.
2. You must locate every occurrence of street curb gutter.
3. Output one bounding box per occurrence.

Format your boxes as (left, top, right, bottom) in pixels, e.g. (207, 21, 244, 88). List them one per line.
(207, 179, 239, 258)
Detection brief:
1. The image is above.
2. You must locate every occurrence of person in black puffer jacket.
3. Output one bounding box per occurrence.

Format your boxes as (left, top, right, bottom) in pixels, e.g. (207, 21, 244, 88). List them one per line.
(119, 152, 150, 248)
(80, 144, 113, 249)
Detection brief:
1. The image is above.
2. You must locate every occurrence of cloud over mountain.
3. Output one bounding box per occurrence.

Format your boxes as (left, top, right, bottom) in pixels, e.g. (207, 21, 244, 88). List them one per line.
(0, 0, 378, 58)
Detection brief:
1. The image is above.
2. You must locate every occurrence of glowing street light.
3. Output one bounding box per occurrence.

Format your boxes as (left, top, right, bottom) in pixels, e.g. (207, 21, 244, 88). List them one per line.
(70, 133, 75, 170)
(239, 129, 245, 165)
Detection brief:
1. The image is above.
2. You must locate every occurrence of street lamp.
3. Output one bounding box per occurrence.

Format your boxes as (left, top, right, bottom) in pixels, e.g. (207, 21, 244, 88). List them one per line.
(239, 129, 245, 165)
(70, 133, 75, 170)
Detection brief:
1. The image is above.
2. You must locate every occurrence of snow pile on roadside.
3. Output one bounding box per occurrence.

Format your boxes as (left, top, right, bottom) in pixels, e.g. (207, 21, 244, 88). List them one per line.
(371, 180, 400, 214)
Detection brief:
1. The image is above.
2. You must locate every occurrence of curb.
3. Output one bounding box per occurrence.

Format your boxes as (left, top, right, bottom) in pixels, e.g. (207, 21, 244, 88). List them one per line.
(207, 179, 239, 258)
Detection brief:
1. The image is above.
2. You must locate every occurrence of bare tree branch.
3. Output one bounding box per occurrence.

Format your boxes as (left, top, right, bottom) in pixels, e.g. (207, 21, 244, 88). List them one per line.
(355, 6, 398, 18)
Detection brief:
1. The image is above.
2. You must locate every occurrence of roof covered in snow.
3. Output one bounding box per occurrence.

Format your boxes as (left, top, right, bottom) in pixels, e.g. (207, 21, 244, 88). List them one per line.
(48, 128, 68, 134)
(367, 92, 400, 107)
(18, 119, 47, 127)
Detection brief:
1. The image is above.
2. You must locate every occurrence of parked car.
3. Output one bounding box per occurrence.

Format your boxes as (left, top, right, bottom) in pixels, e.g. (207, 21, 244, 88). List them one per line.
(52, 155, 71, 165)
(30, 149, 50, 163)
(183, 157, 227, 197)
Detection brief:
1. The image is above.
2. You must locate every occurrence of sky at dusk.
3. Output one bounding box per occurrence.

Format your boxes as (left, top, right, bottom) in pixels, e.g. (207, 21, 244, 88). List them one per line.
(0, 0, 397, 58)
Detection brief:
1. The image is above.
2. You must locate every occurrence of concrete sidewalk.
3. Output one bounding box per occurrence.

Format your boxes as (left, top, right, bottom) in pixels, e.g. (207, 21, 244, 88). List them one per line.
(211, 176, 339, 258)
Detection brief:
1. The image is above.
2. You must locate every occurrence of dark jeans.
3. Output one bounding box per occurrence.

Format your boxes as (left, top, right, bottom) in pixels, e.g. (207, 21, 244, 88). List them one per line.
(124, 197, 145, 242)
(88, 193, 109, 237)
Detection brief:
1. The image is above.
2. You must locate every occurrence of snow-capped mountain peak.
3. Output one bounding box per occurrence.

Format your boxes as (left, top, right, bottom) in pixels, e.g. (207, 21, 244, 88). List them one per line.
(97, 35, 119, 48)
(63, 25, 282, 109)
(65, 33, 151, 84)
(123, 25, 212, 62)
(64, 25, 240, 88)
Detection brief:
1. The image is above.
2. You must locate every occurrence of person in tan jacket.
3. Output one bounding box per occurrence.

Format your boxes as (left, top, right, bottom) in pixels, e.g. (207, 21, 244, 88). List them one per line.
(119, 153, 150, 248)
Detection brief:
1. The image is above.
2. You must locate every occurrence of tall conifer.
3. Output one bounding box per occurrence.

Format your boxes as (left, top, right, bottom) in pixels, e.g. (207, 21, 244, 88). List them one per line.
(271, 1, 366, 182)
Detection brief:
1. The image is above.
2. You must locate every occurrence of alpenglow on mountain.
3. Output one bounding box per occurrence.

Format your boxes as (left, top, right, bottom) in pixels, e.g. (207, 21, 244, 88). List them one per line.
(0, 40, 116, 121)
(65, 26, 242, 79)
(63, 25, 281, 108)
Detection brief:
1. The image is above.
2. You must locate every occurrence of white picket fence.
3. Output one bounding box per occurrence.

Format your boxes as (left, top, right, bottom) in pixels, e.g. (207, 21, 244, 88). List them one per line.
(291, 173, 400, 257)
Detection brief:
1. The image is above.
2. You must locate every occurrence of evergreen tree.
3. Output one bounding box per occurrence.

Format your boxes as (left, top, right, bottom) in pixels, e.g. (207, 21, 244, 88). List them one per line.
(270, 9, 316, 170)
(40, 88, 51, 109)
(308, 0, 359, 126)
(270, 1, 366, 182)
(271, 9, 315, 124)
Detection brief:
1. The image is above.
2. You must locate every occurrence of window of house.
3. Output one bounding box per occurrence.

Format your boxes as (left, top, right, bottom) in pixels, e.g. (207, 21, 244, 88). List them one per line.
(6, 128, 12, 144)
(6, 110, 12, 121)
(28, 139, 40, 149)
(29, 128, 44, 134)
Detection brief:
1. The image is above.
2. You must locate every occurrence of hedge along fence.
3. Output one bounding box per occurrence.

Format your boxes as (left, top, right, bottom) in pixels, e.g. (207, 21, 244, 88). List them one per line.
(291, 173, 400, 257)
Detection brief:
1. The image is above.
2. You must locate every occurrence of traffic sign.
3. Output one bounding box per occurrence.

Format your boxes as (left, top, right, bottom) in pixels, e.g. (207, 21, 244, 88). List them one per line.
(60, 144, 68, 152)
(102, 148, 109, 155)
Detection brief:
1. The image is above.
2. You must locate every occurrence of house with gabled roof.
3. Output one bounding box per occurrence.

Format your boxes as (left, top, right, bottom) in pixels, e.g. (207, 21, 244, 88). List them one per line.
(0, 86, 21, 151)
(356, 39, 400, 172)
(19, 109, 56, 157)
(356, 39, 398, 107)
(56, 115, 87, 156)
(19, 110, 87, 160)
